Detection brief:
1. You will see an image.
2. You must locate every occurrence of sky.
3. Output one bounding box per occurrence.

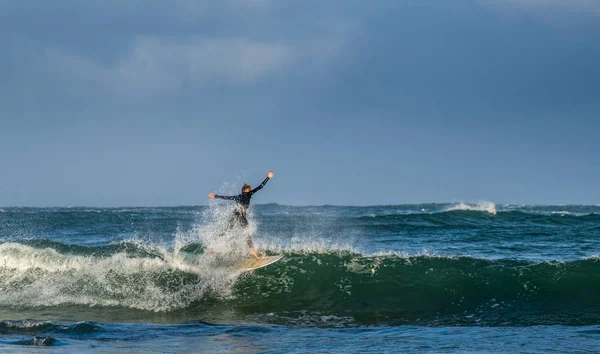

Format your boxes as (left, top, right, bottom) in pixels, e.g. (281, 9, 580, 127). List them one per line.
(0, 0, 599, 207)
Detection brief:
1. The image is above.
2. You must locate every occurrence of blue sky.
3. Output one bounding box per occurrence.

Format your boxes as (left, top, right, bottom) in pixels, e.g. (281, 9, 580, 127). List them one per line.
(1, 1, 599, 206)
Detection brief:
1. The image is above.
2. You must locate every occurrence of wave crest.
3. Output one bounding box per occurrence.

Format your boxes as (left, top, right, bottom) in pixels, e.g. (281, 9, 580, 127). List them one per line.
(444, 201, 497, 215)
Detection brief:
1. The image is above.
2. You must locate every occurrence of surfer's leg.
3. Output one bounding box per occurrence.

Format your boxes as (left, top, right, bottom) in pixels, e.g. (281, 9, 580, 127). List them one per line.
(237, 214, 250, 245)
(238, 214, 249, 228)
(246, 232, 258, 258)
(227, 214, 238, 230)
(239, 215, 259, 259)
(248, 242, 259, 259)
(217, 214, 238, 237)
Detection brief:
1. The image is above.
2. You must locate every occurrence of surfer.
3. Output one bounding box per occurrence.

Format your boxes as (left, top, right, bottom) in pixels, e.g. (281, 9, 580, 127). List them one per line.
(208, 171, 274, 259)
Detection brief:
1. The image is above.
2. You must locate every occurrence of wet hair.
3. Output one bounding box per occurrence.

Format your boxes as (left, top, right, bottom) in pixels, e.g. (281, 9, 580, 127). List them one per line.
(242, 184, 251, 192)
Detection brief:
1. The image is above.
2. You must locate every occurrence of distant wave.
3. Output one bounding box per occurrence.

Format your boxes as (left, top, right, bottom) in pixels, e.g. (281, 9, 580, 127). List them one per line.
(443, 201, 497, 215)
(1, 204, 599, 217)
(258, 203, 600, 220)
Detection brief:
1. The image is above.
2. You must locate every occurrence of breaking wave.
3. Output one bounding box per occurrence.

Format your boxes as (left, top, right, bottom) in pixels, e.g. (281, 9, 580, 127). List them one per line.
(0, 241, 599, 326)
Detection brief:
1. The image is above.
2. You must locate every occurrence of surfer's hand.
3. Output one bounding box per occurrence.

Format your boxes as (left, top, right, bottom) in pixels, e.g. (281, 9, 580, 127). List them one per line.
(249, 247, 260, 260)
(267, 171, 274, 179)
(208, 193, 215, 199)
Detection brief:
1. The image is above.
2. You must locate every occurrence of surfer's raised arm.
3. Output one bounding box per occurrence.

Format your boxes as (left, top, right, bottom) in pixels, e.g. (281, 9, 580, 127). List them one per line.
(251, 171, 274, 194)
(208, 193, 239, 200)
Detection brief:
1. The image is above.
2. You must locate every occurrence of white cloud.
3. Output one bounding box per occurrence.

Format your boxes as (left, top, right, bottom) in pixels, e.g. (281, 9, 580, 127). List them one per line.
(43, 26, 350, 102)
(47, 37, 295, 100)
(3, 1, 353, 102)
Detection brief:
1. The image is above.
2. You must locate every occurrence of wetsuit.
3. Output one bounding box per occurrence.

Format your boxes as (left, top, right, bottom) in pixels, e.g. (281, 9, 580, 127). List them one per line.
(213, 176, 270, 244)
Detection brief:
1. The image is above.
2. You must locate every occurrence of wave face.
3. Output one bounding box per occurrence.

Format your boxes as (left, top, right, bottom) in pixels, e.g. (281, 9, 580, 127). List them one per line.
(0, 204, 599, 327)
(234, 252, 600, 326)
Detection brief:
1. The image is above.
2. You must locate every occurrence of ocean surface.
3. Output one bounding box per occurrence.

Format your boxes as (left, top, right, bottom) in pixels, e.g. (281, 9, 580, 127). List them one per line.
(0, 202, 599, 353)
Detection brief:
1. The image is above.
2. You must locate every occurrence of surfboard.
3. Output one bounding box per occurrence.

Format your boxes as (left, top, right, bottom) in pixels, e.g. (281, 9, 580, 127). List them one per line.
(234, 255, 284, 271)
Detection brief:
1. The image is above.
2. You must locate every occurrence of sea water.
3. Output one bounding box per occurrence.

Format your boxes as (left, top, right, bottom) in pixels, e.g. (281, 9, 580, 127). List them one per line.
(0, 203, 599, 353)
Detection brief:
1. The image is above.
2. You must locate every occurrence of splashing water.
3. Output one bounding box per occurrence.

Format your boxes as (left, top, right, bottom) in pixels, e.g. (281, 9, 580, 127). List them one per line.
(0, 203, 267, 312)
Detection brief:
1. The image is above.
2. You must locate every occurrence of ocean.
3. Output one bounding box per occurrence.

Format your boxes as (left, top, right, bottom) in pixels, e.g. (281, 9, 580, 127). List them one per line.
(0, 202, 599, 353)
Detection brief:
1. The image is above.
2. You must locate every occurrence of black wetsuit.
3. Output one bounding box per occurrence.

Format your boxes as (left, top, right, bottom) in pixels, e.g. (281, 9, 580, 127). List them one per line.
(213, 177, 270, 239)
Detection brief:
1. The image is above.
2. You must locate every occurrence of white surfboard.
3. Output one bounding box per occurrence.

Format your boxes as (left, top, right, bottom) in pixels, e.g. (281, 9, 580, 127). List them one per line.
(234, 255, 284, 271)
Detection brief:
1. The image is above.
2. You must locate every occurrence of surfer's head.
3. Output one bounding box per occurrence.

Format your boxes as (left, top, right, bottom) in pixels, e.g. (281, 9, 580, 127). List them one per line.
(242, 184, 251, 193)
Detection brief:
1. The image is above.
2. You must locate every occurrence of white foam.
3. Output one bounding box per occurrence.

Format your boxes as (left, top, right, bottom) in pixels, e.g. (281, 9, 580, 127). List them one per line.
(0, 240, 242, 312)
(444, 201, 497, 215)
(551, 211, 571, 215)
(0, 319, 53, 329)
(256, 235, 357, 255)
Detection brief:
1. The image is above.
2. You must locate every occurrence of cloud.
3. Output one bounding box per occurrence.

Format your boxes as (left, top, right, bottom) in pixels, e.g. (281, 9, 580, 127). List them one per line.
(47, 37, 295, 100)
(0, 1, 351, 103)
(44, 33, 348, 102)
(1, 1, 351, 103)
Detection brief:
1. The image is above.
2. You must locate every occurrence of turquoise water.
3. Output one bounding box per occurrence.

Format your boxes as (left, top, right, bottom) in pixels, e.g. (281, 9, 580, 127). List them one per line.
(0, 203, 599, 352)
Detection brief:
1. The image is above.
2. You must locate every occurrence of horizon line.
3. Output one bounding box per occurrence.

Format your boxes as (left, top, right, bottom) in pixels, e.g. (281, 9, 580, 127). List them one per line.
(1, 202, 599, 209)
